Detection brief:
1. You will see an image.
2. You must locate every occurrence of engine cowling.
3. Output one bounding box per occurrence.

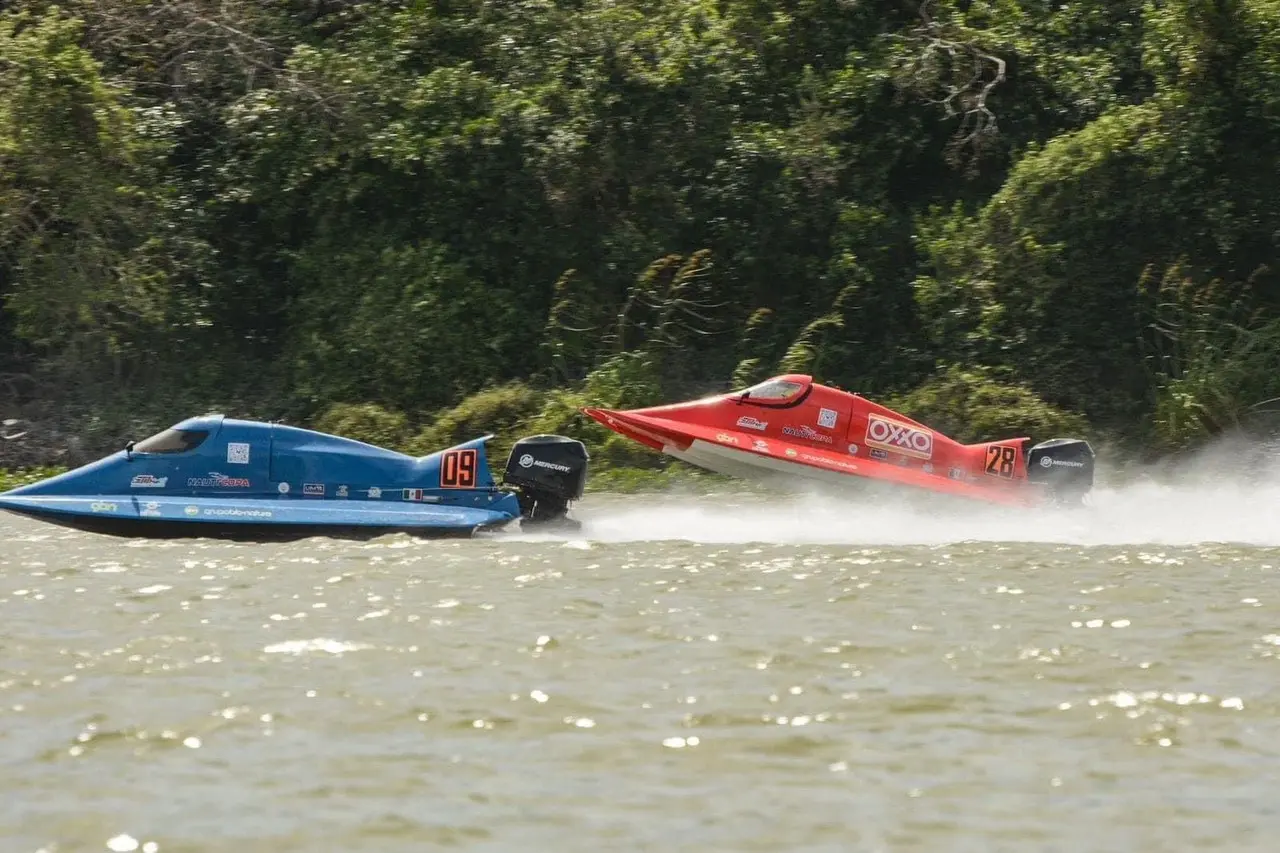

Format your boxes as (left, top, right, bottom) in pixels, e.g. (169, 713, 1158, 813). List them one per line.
(1026, 438, 1095, 505)
(501, 435, 589, 529)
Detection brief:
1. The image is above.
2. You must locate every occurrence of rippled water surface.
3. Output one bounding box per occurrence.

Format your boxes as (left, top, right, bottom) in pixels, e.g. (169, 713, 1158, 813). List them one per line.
(5, 481, 1280, 852)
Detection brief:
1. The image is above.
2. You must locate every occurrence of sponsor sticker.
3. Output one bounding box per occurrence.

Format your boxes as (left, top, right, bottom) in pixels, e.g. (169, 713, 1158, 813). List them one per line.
(782, 425, 834, 444)
(870, 448, 889, 460)
(226, 442, 251, 464)
(203, 508, 273, 519)
(368, 486, 382, 499)
(847, 444, 859, 456)
(784, 448, 797, 457)
(865, 415, 934, 460)
(800, 453, 858, 472)
(817, 408, 838, 429)
(948, 467, 965, 480)
(187, 471, 251, 489)
(141, 501, 161, 517)
(736, 416, 768, 431)
(1041, 457, 1086, 469)
(336, 485, 349, 498)
(278, 482, 290, 494)
(715, 433, 739, 445)
(130, 474, 167, 489)
(923, 462, 934, 474)
(518, 455, 572, 474)
(90, 501, 118, 513)
(302, 483, 324, 496)
(404, 488, 425, 501)
(753, 439, 769, 452)
(185, 506, 199, 517)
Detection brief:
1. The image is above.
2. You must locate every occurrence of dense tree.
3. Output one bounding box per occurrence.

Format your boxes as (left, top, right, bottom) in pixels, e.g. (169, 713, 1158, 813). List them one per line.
(2, 0, 1278, 467)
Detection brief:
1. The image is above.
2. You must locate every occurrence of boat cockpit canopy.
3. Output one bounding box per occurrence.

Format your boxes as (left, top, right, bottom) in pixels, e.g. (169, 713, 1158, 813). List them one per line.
(738, 376, 809, 403)
(133, 427, 211, 454)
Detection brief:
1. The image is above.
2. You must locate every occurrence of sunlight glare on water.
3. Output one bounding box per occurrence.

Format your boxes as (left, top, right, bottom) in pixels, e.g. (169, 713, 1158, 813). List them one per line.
(3, 444, 1280, 851)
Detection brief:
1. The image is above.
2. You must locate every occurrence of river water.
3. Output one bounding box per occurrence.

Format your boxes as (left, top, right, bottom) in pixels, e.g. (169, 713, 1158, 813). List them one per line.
(4, 470, 1280, 852)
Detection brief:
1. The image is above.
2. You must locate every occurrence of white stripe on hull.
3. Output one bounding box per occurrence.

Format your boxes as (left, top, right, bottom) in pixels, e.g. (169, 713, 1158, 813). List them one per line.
(664, 439, 1005, 509)
(666, 439, 877, 492)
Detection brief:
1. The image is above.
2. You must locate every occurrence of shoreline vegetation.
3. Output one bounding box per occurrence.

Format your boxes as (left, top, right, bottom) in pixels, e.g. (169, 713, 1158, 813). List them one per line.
(3, 1, 1280, 484)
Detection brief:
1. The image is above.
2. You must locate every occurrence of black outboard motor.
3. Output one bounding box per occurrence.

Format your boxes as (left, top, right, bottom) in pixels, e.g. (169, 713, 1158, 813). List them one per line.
(502, 435, 589, 530)
(1026, 438, 1096, 506)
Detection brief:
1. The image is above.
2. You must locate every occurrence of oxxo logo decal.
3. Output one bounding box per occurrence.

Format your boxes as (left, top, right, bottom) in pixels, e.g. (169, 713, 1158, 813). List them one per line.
(865, 415, 934, 460)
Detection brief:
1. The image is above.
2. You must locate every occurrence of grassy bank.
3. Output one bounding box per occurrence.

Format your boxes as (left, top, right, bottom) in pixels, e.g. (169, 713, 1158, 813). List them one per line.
(0, 466, 64, 492)
(1, 361, 1259, 497)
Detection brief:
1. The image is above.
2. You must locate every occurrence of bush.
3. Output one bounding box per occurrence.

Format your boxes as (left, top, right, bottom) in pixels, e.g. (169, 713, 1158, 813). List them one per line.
(887, 366, 1091, 444)
(311, 403, 411, 450)
(408, 382, 547, 462)
(1150, 316, 1280, 452)
(524, 352, 673, 470)
(0, 466, 66, 492)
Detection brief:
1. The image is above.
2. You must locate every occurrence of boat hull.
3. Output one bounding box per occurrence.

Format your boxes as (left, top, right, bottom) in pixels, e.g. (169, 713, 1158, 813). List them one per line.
(0, 494, 516, 541)
(583, 406, 1045, 509)
(0, 417, 593, 540)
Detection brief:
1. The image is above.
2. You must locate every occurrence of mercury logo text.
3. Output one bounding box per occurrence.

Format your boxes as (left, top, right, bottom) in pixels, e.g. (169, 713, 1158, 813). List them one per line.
(521, 456, 572, 473)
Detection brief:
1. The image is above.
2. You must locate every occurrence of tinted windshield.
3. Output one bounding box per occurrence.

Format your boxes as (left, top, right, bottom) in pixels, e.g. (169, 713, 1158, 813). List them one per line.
(133, 428, 209, 454)
(742, 379, 805, 400)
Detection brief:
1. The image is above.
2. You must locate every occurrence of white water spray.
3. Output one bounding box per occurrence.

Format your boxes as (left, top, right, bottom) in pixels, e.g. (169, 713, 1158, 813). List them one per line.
(532, 434, 1280, 547)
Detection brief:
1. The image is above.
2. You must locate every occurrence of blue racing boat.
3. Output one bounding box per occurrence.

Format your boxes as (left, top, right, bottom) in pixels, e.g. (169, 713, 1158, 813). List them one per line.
(0, 415, 589, 540)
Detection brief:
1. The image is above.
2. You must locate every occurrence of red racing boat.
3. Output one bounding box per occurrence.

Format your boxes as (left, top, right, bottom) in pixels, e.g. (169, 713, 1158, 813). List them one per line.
(582, 374, 1095, 508)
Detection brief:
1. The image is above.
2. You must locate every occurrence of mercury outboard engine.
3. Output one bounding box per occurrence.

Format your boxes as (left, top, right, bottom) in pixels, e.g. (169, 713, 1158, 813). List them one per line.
(502, 435, 589, 530)
(1026, 438, 1095, 505)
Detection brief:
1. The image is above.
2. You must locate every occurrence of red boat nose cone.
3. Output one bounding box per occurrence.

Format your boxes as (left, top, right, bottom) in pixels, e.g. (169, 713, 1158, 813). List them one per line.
(580, 406, 617, 426)
(582, 402, 701, 422)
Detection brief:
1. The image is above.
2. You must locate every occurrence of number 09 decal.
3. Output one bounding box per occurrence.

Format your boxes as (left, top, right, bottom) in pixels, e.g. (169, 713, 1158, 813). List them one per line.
(984, 444, 1017, 479)
(440, 448, 478, 488)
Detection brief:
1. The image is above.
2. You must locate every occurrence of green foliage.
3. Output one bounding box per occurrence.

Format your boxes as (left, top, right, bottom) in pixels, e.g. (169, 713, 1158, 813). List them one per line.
(0, 0, 1278, 475)
(311, 403, 411, 451)
(888, 366, 1091, 445)
(1142, 262, 1280, 451)
(526, 353, 671, 470)
(408, 382, 547, 463)
(0, 8, 214, 385)
(0, 466, 65, 492)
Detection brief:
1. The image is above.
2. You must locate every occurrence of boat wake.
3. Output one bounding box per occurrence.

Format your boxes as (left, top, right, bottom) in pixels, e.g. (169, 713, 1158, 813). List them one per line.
(519, 436, 1280, 547)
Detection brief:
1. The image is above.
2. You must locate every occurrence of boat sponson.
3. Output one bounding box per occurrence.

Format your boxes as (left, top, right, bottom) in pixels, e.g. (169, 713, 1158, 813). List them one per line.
(0, 493, 513, 540)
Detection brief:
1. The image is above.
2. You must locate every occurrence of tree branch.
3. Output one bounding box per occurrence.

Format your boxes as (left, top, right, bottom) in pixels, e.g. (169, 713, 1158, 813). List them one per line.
(906, 0, 1007, 165)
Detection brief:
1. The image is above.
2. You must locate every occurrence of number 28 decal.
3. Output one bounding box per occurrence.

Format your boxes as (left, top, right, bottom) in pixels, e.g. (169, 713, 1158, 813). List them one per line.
(984, 444, 1017, 479)
(440, 448, 478, 488)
